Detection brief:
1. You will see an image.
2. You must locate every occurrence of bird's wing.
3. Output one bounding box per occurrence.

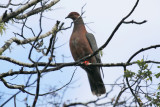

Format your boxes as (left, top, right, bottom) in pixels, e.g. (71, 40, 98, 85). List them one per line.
(86, 33, 101, 63)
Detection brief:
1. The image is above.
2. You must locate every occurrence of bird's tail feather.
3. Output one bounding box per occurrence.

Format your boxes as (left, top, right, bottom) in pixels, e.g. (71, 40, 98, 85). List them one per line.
(86, 67, 106, 96)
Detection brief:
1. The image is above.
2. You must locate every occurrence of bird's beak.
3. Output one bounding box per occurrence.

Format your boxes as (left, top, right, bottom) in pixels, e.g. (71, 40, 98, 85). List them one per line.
(65, 16, 69, 19)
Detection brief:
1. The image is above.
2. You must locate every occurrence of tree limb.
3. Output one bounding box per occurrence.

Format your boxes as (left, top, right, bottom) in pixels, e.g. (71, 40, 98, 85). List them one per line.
(15, 0, 60, 20)
(1, 78, 24, 90)
(0, 23, 60, 54)
(0, 0, 42, 23)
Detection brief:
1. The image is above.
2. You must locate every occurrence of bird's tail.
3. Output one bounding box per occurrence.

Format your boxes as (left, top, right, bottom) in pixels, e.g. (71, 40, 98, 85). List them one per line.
(86, 67, 106, 96)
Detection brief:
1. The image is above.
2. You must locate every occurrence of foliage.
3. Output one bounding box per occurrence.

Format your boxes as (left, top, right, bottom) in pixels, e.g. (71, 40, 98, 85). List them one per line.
(123, 59, 160, 107)
(0, 22, 6, 35)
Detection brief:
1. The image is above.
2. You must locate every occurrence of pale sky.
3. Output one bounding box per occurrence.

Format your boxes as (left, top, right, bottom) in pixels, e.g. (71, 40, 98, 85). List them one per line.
(0, 0, 160, 106)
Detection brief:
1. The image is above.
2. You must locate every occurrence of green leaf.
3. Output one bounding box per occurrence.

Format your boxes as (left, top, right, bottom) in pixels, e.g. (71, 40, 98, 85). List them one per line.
(144, 64, 148, 69)
(136, 59, 147, 70)
(155, 73, 160, 78)
(145, 94, 152, 101)
(0, 22, 6, 35)
(158, 84, 160, 90)
(99, 50, 103, 57)
(124, 70, 135, 78)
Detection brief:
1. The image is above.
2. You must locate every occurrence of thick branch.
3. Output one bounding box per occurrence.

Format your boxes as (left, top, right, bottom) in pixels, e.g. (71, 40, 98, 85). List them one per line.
(20, 69, 76, 97)
(0, 60, 159, 79)
(0, 23, 59, 54)
(1, 55, 160, 68)
(32, 69, 41, 106)
(0, 0, 42, 23)
(16, 0, 60, 19)
(127, 44, 160, 63)
(1, 78, 24, 90)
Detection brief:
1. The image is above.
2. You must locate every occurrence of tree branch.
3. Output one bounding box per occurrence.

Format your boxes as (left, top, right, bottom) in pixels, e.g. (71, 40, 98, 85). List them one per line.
(0, 0, 42, 23)
(123, 20, 147, 24)
(127, 44, 160, 63)
(1, 78, 24, 90)
(1, 55, 160, 68)
(0, 23, 60, 54)
(32, 68, 41, 106)
(69, 0, 142, 68)
(15, 0, 60, 20)
(0, 59, 160, 79)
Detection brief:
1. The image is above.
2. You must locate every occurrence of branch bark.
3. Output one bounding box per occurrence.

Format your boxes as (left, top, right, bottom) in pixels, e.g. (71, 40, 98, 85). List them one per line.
(0, 23, 60, 54)
(1, 78, 24, 90)
(0, 0, 42, 23)
(1, 55, 160, 68)
(15, 0, 60, 19)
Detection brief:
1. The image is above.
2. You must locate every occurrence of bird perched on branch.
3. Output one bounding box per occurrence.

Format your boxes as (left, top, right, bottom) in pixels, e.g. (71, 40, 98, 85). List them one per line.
(66, 12, 106, 96)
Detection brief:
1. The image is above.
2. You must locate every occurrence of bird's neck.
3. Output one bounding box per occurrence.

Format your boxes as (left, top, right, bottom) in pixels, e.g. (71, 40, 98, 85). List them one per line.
(73, 18, 87, 33)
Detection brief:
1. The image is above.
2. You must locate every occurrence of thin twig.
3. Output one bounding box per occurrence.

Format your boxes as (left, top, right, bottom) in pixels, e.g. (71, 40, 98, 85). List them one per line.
(123, 20, 147, 24)
(0, 0, 11, 8)
(32, 5, 44, 106)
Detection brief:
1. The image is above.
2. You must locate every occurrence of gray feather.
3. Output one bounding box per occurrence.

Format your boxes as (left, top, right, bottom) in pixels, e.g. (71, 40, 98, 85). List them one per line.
(86, 32, 104, 78)
(84, 33, 106, 96)
(86, 33, 101, 63)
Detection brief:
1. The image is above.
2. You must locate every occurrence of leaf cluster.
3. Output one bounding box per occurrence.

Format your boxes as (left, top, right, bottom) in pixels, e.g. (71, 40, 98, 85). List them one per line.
(0, 22, 6, 35)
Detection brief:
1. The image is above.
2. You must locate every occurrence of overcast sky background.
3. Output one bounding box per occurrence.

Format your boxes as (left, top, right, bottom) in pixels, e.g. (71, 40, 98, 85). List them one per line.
(0, 0, 160, 106)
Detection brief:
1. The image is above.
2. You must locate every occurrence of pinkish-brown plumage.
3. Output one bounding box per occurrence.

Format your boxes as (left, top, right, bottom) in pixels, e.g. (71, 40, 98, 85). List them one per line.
(66, 12, 106, 96)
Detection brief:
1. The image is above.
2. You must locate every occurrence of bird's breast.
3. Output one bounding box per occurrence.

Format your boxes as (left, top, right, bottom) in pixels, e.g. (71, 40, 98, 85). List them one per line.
(71, 37, 79, 48)
(70, 33, 93, 61)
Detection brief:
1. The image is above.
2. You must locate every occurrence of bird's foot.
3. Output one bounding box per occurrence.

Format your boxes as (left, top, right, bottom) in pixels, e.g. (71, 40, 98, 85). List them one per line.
(82, 61, 90, 65)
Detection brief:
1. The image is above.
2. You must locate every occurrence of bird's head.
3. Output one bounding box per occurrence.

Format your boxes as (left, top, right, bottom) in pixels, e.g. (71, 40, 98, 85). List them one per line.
(65, 12, 80, 20)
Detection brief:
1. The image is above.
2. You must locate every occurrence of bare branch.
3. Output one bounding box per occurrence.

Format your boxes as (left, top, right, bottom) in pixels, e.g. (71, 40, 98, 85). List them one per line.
(45, 20, 61, 55)
(123, 20, 147, 24)
(40, 69, 76, 96)
(64, 76, 122, 107)
(0, 0, 159, 106)
(32, 69, 41, 106)
(14, 96, 16, 107)
(0, 59, 160, 79)
(0, 23, 60, 54)
(1, 78, 24, 90)
(10, 1, 30, 6)
(1, 90, 21, 106)
(127, 44, 160, 63)
(1, 73, 37, 106)
(0, 0, 42, 23)
(32, 8, 44, 106)
(1, 54, 160, 69)
(70, 0, 143, 68)
(28, 4, 44, 63)
(16, 0, 60, 20)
